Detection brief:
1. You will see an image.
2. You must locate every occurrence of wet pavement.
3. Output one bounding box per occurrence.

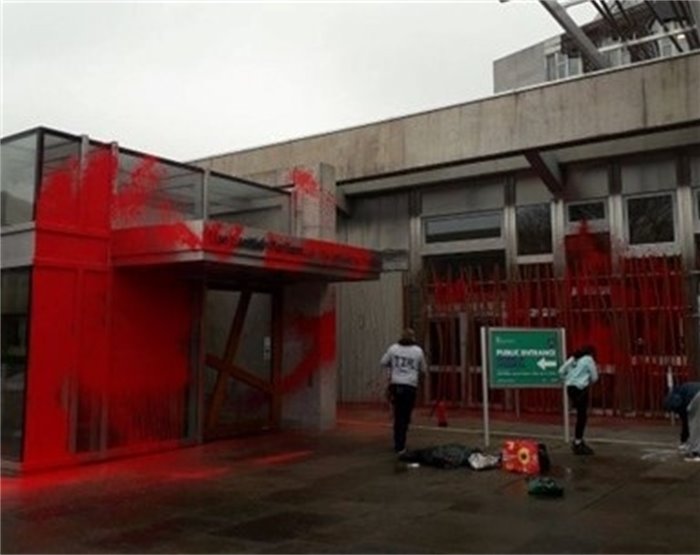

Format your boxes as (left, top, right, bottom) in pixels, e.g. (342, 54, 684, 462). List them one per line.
(2, 406, 699, 554)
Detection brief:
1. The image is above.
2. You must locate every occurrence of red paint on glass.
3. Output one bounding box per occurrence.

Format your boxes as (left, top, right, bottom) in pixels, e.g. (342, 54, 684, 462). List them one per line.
(25, 151, 194, 468)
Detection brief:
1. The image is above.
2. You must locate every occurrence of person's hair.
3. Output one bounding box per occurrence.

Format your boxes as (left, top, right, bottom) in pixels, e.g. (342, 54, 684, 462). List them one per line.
(573, 345, 596, 360)
(399, 328, 416, 344)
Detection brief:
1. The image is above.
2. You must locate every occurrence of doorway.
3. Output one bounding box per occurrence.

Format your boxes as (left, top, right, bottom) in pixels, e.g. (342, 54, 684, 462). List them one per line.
(203, 288, 282, 439)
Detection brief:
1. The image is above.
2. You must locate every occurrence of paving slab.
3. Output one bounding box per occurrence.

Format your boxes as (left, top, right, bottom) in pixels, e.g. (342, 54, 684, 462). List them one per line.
(2, 407, 699, 554)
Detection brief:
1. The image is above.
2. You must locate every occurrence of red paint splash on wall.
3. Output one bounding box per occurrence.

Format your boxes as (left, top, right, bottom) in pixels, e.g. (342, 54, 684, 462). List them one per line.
(423, 220, 690, 415)
(203, 221, 244, 260)
(281, 309, 336, 394)
(25, 151, 195, 468)
(288, 167, 336, 233)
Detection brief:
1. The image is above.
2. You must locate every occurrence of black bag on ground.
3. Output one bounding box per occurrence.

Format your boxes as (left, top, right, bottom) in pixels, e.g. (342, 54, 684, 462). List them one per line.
(398, 443, 477, 469)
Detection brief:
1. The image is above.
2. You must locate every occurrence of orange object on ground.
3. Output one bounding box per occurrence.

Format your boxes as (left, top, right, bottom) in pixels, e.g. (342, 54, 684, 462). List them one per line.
(502, 439, 541, 475)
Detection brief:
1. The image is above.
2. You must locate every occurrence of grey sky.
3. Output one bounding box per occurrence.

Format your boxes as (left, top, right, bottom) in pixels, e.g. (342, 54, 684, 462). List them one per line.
(1, 1, 595, 161)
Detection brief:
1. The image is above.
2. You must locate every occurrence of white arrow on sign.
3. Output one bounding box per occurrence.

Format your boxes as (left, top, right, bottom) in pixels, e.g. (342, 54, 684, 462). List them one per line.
(537, 357, 557, 370)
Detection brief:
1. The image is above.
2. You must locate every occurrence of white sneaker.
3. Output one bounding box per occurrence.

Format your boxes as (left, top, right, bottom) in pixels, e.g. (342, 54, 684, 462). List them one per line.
(678, 442, 689, 453)
(683, 452, 700, 462)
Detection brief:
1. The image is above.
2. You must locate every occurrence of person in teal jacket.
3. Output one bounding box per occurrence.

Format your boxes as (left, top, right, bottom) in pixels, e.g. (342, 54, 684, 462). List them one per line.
(559, 345, 599, 455)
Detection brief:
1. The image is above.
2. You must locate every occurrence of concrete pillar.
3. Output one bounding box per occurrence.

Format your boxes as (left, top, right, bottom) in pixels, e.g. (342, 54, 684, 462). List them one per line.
(281, 283, 337, 430)
(281, 163, 338, 430)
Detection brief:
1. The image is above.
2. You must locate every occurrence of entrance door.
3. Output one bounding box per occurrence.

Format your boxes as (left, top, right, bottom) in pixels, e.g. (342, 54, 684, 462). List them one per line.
(203, 288, 282, 439)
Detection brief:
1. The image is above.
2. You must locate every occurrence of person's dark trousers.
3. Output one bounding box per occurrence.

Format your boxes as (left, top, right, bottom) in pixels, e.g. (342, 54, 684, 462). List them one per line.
(567, 385, 589, 441)
(390, 384, 417, 452)
(679, 408, 689, 443)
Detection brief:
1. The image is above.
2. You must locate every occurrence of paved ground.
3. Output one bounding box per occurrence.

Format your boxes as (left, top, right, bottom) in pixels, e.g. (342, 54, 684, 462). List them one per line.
(2, 406, 699, 554)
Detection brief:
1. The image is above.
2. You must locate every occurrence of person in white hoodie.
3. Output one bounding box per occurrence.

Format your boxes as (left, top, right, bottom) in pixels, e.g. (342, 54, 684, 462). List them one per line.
(380, 328, 426, 455)
(559, 345, 599, 455)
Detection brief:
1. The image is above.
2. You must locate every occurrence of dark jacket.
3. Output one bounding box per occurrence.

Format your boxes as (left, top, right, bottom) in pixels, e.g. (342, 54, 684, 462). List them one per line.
(663, 382, 700, 413)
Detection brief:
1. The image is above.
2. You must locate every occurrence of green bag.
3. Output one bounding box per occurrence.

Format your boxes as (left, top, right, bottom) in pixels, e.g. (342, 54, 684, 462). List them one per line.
(526, 477, 564, 498)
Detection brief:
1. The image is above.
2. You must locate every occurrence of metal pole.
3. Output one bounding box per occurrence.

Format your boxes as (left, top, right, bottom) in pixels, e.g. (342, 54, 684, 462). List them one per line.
(481, 326, 490, 447)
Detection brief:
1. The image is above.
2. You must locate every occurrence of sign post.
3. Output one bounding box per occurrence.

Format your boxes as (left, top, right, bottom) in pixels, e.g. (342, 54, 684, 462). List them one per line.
(480, 327, 567, 447)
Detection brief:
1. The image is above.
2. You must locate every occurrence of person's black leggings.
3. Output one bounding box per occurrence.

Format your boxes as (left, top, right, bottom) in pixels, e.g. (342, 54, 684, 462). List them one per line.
(567, 385, 590, 441)
(679, 408, 689, 443)
(390, 384, 417, 452)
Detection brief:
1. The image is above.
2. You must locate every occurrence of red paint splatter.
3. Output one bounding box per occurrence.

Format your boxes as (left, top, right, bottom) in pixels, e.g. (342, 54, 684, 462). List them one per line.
(282, 310, 336, 394)
(23, 151, 378, 470)
(111, 156, 168, 227)
(203, 221, 244, 259)
(264, 233, 380, 278)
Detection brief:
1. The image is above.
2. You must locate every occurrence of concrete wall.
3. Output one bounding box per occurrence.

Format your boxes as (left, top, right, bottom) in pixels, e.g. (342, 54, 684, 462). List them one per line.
(493, 41, 547, 94)
(195, 53, 700, 183)
(335, 192, 410, 402)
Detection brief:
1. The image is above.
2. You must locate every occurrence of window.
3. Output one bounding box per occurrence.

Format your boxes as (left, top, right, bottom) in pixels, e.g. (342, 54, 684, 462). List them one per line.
(1, 132, 38, 226)
(546, 53, 557, 81)
(1, 269, 31, 461)
(424, 211, 501, 244)
(568, 57, 582, 76)
(627, 194, 675, 245)
(546, 52, 582, 81)
(567, 201, 606, 224)
(423, 251, 506, 281)
(516, 204, 552, 255)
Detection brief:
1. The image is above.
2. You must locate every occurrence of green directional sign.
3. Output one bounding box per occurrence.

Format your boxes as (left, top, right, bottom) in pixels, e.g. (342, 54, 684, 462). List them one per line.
(487, 327, 565, 388)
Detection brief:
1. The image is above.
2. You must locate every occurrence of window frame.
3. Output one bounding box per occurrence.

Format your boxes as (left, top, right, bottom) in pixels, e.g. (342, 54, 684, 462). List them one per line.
(624, 191, 678, 254)
(515, 202, 553, 257)
(421, 210, 504, 256)
(565, 199, 609, 235)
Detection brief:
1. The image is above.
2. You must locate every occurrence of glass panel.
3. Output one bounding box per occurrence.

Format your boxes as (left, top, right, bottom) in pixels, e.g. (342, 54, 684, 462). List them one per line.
(516, 204, 552, 255)
(424, 250, 506, 281)
(627, 195, 675, 244)
(114, 151, 204, 227)
(36, 132, 82, 225)
(42, 131, 80, 176)
(546, 54, 557, 81)
(208, 173, 289, 233)
(425, 212, 501, 243)
(204, 289, 272, 434)
(1, 133, 38, 226)
(567, 201, 606, 223)
(557, 53, 567, 79)
(568, 57, 581, 76)
(1, 269, 31, 461)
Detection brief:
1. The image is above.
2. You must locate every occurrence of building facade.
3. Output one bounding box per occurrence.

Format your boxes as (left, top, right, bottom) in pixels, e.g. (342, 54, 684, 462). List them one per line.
(194, 52, 700, 416)
(0, 128, 380, 472)
(494, 0, 698, 92)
